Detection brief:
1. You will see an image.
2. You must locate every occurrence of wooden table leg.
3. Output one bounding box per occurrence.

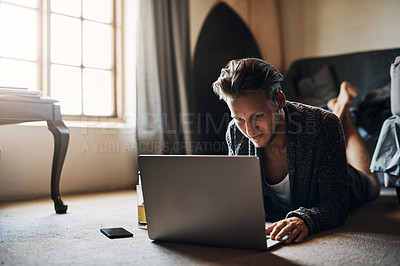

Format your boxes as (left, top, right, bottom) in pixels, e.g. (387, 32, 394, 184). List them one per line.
(47, 120, 69, 214)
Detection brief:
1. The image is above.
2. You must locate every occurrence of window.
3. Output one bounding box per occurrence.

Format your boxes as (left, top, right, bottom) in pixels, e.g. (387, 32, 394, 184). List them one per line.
(0, 0, 120, 118)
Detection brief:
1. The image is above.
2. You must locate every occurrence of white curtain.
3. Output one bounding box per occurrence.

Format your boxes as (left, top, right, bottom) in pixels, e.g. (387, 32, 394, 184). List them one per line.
(136, 0, 191, 155)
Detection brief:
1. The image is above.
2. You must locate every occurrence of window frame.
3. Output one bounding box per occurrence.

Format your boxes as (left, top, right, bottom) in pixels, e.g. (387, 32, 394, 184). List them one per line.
(0, 0, 123, 121)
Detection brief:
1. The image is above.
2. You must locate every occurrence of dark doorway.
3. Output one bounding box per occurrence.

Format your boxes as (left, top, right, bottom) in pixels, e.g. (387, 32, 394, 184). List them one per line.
(191, 2, 262, 154)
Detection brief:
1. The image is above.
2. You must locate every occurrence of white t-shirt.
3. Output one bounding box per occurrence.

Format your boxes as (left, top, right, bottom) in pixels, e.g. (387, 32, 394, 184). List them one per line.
(265, 174, 292, 210)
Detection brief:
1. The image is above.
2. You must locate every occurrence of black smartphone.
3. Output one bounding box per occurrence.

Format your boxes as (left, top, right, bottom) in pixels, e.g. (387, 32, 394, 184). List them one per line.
(100, 227, 133, 239)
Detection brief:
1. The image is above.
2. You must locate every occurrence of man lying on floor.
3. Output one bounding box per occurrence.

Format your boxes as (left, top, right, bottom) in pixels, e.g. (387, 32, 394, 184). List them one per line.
(212, 58, 381, 244)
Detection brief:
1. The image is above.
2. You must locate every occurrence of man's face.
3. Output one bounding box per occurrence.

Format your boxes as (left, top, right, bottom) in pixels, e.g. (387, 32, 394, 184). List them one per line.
(226, 91, 283, 148)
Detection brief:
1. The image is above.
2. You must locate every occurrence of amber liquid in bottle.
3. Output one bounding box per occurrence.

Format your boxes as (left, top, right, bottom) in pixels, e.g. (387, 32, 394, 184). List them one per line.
(137, 204, 147, 229)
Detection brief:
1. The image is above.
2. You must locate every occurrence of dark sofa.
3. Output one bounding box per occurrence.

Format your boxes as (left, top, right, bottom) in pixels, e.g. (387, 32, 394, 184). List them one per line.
(282, 48, 400, 140)
(282, 48, 400, 105)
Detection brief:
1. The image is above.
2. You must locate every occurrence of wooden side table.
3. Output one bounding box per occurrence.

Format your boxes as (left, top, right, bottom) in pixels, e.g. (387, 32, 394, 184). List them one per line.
(0, 95, 69, 213)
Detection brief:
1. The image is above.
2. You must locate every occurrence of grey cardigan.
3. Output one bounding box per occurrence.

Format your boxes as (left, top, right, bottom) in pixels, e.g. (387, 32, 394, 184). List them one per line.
(226, 101, 368, 234)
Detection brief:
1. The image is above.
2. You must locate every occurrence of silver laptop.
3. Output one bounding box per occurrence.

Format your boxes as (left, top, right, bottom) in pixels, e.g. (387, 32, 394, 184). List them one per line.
(138, 155, 282, 250)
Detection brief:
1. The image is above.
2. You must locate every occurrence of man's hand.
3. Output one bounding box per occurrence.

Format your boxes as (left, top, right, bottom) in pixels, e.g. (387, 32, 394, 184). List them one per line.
(265, 217, 309, 244)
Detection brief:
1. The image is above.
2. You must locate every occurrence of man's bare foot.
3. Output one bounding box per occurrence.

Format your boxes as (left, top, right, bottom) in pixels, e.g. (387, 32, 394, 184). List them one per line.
(327, 81, 359, 120)
(338, 81, 358, 105)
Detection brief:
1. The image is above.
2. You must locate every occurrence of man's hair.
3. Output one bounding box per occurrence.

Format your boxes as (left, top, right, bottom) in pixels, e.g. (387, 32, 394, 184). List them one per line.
(212, 58, 283, 102)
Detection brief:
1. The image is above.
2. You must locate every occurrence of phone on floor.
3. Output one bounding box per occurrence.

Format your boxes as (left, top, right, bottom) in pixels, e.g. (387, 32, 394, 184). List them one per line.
(100, 227, 133, 239)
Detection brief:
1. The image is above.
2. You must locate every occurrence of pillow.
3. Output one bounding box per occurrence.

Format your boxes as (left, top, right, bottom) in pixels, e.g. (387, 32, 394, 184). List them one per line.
(390, 55, 400, 116)
(354, 83, 391, 136)
(296, 65, 338, 107)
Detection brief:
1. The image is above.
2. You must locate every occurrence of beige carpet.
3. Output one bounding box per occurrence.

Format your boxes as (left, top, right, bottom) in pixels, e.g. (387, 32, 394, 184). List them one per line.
(1, 188, 399, 266)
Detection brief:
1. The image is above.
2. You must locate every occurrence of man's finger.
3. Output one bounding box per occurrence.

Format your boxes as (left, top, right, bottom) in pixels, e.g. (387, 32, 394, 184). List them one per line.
(265, 222, 277, 234)
(276, 224, 295, 241)
(283, 228, 300, 244)
(270, 221, 287, 239)
(294, 230, 307, 243)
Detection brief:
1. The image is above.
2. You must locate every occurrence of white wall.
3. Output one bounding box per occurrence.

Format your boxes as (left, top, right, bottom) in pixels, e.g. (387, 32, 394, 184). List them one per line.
(279, 0, 400, 71)
(0, 123, 137, 200)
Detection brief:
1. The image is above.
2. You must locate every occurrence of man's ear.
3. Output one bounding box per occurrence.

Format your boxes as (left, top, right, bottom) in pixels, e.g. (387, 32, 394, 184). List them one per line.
(275, 91, 286, 109)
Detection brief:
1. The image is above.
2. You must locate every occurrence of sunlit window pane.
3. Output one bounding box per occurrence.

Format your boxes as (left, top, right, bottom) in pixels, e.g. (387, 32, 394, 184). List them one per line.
(0, 0, 117, 117)
(83, 0, 112, 23)
(83, 21, 113, 69)
(2, 0, 37, 8)
(51, 64, 82, 115)
(0, 58, 37, 90)
(0, 4, 37, 60)
(83, 68, 113, 116)
(51, 0, 81, 17)
(51, 14, 81, 66)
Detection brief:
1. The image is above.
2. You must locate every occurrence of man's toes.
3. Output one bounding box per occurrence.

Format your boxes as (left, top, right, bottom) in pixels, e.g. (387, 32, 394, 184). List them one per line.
(340, 81, 359, 101)
(327, 98, 337, 110)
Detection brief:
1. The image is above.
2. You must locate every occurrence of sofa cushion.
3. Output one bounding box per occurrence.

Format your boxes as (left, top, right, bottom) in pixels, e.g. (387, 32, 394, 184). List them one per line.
(296, 65, 338, 107)
(391, 56, 400, 116)
(353, 83, 391, 136)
